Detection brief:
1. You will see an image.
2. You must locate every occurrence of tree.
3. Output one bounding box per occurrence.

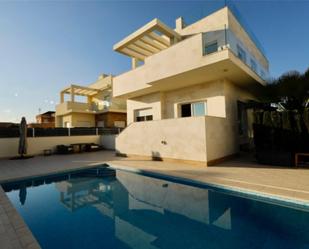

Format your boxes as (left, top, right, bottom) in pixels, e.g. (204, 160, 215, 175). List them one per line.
(262, 68, 309, 111)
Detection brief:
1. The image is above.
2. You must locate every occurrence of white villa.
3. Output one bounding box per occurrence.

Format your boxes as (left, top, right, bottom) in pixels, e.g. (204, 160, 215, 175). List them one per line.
(112, 6, 269, 165)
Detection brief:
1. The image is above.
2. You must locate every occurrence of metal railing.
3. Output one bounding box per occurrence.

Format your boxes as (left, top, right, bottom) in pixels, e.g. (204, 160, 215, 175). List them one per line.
(0, 127, 122, 138)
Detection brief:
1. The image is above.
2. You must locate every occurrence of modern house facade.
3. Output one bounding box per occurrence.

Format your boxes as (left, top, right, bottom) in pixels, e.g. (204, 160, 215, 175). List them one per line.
(113, 6, 269, 165)
(55, 74, 127, 128)
(28, 111, 56, 128)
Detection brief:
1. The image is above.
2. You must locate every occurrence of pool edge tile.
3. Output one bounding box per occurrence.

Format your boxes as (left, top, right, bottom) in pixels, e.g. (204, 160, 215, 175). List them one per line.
(0, 186, 41, 249)
(108, 163, 309, 210)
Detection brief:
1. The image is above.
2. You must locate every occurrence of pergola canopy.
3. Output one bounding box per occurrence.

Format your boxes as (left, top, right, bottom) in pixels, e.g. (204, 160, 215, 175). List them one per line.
(61, 84, 102, 97)
(113, 18, 182, 60)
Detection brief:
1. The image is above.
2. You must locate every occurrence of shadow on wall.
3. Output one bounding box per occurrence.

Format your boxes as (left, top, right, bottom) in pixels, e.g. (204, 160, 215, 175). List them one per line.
(152, 151, 163, 161)
(115, 151, 127, 158)
(115, 150, 163, 161)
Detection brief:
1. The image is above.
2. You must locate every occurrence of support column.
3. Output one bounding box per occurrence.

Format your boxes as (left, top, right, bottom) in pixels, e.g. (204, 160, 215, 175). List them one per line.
(60, 92, 64, 103)
(131, 57, 139, 69)
(70, 86, 75, 102)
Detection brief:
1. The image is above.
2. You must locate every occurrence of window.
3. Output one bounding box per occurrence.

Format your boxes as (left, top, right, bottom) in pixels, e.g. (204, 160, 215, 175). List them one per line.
(192, 102, 206, 116)
(260, 70, 266, 80)
(181, 104, 191, 117)
(181, 102, 207, 117)
(250, 59, 257, 73)
(114, 121, 125, 128)
(237, 101, 248, 136)
(237, 45, 246, 63)
(103, 96, 111, 107)
(204, 41, 218, 55)
(135, 108, 153, 122)
(97, 121, 104, 127)
(136, 115, 153, 122)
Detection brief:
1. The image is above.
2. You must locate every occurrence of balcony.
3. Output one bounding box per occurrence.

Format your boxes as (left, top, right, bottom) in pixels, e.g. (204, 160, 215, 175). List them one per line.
(56, 101, 127, 116)
(56, 101, 94, 116)
(113, 28, 269, 99)
(116, 115, 238, 164)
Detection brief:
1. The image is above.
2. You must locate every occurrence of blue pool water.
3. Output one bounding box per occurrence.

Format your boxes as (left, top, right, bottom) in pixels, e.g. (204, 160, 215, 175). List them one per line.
(2, 167, 309, 249)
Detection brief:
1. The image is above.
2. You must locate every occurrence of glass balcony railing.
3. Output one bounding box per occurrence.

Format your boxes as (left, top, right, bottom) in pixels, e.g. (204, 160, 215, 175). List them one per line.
(202, 25, 269, 81)
(179, 0, 267, 58)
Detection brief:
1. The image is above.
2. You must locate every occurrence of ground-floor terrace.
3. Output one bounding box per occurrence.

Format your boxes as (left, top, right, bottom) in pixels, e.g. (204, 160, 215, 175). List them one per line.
(0, 151, 309, 248)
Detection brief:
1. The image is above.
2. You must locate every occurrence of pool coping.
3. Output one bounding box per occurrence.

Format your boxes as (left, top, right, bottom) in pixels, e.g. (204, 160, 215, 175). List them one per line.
(107, 163, 309, 211)
(0, 186, 41, 249)
(2, 162, 309, 210)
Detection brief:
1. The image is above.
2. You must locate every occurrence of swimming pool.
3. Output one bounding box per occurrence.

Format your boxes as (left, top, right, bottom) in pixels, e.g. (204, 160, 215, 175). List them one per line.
(2, 166, 309, 249)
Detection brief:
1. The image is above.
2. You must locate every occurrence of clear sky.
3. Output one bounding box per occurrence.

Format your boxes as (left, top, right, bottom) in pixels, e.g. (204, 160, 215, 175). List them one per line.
(0, 0, 308, 123)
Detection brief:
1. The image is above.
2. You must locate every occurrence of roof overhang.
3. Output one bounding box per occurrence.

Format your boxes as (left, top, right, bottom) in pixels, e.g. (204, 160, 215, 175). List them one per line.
(113, 18, 182, 60)
(114, 50, 266, 99)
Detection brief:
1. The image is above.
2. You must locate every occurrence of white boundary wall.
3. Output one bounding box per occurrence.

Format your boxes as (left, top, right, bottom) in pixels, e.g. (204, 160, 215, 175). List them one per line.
(0, 135, 101, 158)
(100, 135, 116, 150)
(116, 117, 207, 162)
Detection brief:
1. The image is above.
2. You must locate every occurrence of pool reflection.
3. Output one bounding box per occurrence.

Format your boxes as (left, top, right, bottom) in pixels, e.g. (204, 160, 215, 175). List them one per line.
(53, 170, 309, 249)
(3, 169, 309, 249)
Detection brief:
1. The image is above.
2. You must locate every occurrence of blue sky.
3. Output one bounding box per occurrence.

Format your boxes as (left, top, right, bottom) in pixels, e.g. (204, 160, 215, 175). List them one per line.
(0, 0, 308, 122)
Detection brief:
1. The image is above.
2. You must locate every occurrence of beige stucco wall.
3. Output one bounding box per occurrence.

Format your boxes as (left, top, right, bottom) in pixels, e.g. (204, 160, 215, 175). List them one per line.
(57, 113, 95, 127)
(113, 38, 263, 99)
(100, 134, 116, 150)
(205, 115, 238, 162)
(163, 80, 226, 119)
(71, 113, 95, 127)
(88, 74, 112, 89)
(126, 80, 227, 124)
(116, 117, 207, 163)
(127, 92, 164, 124)
(115, 113, 243, 164)
(114, 33, 229, 98)
(61, 115, 72, 126)
(0, 135, 101, 158)
(116, 79, 258, 164)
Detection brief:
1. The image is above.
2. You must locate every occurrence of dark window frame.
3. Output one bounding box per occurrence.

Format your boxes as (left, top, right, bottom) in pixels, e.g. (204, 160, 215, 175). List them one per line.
(204, 41, 218, 55)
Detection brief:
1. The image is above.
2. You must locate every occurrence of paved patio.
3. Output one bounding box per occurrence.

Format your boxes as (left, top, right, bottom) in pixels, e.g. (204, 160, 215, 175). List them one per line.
(0, 151, 309, 248)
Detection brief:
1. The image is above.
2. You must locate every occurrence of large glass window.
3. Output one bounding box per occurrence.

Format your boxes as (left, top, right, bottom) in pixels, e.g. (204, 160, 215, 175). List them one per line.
(237, 101, 248, 136)
(237, 45, 246, 63)
(204, 41, 218, 55)
(192, 102, 206, 116)
(260, 70, 266, 80)
(181, 102, 207, 117)
(250, 58, 257, 73)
